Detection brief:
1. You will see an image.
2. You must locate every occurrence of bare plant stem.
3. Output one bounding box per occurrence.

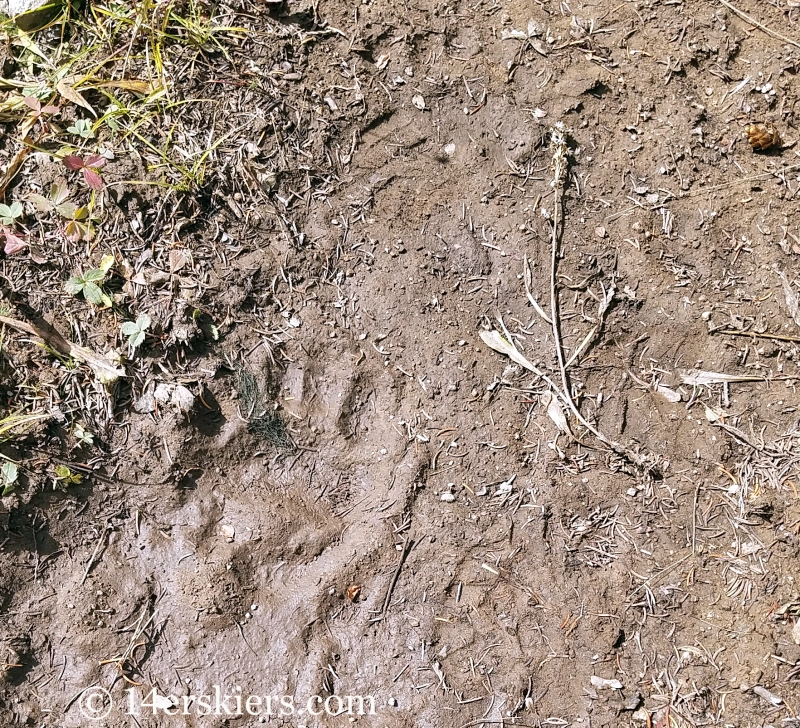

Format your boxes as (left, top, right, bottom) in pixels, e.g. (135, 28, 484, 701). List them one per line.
(547, 127, 653, 471)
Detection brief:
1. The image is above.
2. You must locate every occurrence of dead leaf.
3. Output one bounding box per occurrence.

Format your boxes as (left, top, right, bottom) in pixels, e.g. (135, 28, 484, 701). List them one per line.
(777, 268, 800, 327)
(3, 230, 27, 255)
(680, 369, 764, 386)
(56, 78, 96, 116)
(530, 38, 549, 56)
(0, 314, 124, 383)
(91, 79, 155, 95)
(542, 390, 572, 435)
(480, 330, 536, 372)
(169, 249, 188, 273)
(28, 245, 48, 265)
(654, 383, 681, 403)
(523, 254, 552, 324)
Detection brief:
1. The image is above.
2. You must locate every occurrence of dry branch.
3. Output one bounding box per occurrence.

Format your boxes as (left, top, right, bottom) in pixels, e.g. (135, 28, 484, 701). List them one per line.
(0, 314, 124, 383)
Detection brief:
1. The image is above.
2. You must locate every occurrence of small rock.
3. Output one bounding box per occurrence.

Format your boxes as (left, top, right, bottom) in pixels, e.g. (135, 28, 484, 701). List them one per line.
(412, 94, 426, 110)
(753, 685, 782, 706)
(622, 692, 642, 711)
(133, 391, 156, 414)
(595, 226, 607, 238)
(171, 385, 195, 412)
(152, 693, 176, 711)
(793, 619, 800, 645)
(590, 676, 623, 690)
(220, 524, 235, 542)
(173, 325, 192, 343)
(153, 383, 172, 403)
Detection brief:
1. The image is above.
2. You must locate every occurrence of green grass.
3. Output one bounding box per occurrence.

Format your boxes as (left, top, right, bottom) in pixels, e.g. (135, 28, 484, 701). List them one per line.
(0, 0, 248, 496)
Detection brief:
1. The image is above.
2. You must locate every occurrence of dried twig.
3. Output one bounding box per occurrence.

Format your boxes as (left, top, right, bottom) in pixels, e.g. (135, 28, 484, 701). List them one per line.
(81, 525, 112, 584)
(714, 329, 800, 344)
(99, 608, 157, 686)
(564, 282, 615, 369)
(370, 538, 415, 623)
(717, 0, 800, 51)
(0, 314, 124, 383)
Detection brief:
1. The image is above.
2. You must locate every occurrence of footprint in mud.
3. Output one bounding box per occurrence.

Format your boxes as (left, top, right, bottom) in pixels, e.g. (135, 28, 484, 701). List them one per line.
(160, 420, 429, 695)
(282, 343, 377, 440)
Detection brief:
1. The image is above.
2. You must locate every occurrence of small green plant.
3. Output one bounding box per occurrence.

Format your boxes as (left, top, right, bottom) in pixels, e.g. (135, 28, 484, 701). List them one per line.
(29, 178, 95, 241)
(102, 104, 122, 133)
(192, 309, 218, 340)
(53, 464, 82, 490)
(0, 202, 23, 226)
(121, 313, 151, 352)
(1, 461, 18, 497)
(167, 0, 248, 56)
(67, 118, 93, 138)
(66, 255, 114, 307)
(73, 423, 94, 448)
(0, 200, 26, 254)
(28, 178, 70, 216)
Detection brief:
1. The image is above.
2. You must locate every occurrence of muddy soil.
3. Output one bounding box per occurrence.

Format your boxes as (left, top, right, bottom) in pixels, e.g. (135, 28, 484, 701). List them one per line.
(3, 1, 800, 727)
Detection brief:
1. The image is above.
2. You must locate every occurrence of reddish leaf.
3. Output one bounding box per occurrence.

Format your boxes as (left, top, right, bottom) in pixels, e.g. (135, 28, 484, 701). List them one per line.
(3, 230, 27, 255)
(24, 95, 41, 112)
(41, 105, 59, 115)
(83, 168, 104, 191)
(63, 155, 84, 171)
(84, 154, 106, 169)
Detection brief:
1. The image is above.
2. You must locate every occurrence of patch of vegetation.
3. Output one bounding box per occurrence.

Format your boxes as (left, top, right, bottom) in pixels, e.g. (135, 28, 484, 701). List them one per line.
(235, 367, 294, 451)
(120, 314, 151, 353)
(0, 0, 249, 495)
(65, 256, 114, 307)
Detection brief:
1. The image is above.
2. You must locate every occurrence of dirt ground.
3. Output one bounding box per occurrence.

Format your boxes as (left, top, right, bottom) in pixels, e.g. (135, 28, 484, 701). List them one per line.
(3, 0, 800, 726)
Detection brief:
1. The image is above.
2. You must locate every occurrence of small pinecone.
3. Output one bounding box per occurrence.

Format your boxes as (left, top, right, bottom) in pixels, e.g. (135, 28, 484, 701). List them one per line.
(745, 122, 780, 151)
